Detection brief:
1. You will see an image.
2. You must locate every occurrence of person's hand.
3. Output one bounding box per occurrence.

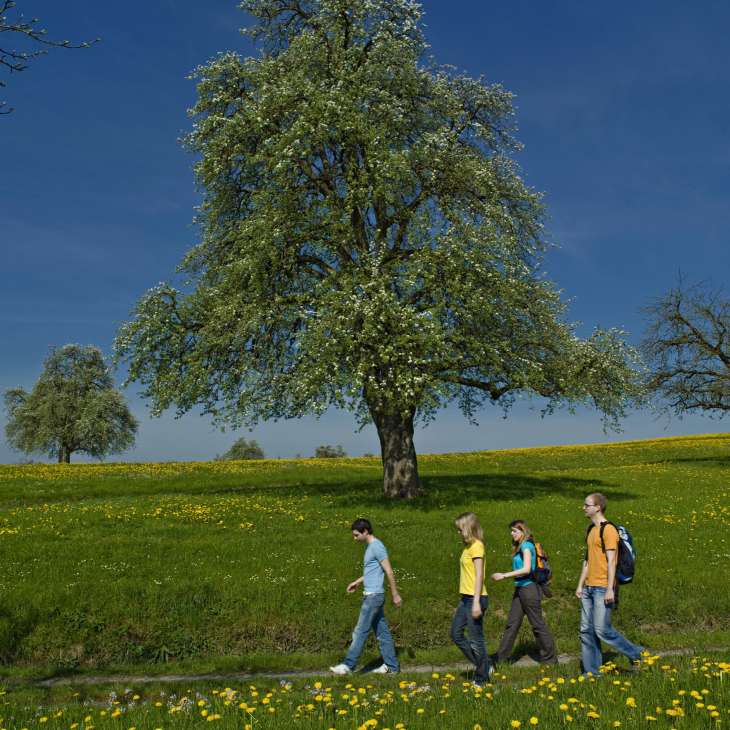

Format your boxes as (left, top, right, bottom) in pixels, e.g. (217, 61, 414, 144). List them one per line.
(491, 572, 505, 581)
(392, 592, 403, 607)
(471, 603, 483, 620)
(604, 588, 615, 606)
(346, 581, 360, 593)
(575, 586, 584, 599)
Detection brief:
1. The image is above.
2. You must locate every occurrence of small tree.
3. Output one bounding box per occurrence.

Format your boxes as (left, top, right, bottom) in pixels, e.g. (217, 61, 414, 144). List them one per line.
(314, 444, 346, 458)
(217, 437, 265, 460)
(643, 281, 730, 415)
(0, 0, 98, 114)
(4, 344, 137, 463)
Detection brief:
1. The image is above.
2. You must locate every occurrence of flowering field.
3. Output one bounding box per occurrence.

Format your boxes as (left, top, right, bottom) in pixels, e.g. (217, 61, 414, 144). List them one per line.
(1, 655, 728, 729)
(0, 434, 728, 677)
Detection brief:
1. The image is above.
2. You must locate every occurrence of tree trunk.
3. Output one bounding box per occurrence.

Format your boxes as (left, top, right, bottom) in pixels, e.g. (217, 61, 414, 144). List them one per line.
(372, 409, 422, 499)
(58, 445, 71, 463)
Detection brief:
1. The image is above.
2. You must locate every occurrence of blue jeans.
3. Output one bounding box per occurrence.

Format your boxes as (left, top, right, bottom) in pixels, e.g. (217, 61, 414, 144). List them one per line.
(580, 586, 643, 675)
(451, 595, 490, 683)
(343, 593, 399, 671)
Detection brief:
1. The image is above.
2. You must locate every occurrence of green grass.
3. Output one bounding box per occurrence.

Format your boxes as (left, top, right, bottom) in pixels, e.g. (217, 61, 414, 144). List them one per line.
(0, 654, 728, 729)
(0, 434, 728, 680)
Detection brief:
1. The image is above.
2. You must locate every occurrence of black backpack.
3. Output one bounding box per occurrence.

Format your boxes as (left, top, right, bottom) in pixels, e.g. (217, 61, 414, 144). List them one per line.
(586, 521, 636, 585)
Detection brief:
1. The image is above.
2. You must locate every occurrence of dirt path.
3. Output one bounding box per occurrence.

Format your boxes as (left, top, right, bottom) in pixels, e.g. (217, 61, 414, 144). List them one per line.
(30, 647, 718, 687)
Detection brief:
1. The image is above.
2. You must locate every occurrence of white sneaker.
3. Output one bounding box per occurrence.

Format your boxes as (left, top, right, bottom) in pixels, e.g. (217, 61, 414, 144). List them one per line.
(370, 664, 392, 674)
(330, 663, 352, 675)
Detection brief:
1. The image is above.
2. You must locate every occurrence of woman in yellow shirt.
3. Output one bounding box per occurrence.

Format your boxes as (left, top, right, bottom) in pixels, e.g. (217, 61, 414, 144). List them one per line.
(450, 512, 493, 685)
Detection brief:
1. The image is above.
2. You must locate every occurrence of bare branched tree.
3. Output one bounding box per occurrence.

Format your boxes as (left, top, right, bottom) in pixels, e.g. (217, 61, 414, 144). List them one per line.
(642, 280, 730, 415)
(0, 0, 98, 114)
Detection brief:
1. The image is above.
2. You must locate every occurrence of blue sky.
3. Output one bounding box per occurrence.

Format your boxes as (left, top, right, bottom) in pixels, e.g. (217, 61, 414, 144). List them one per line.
(1, 0, 728, 462)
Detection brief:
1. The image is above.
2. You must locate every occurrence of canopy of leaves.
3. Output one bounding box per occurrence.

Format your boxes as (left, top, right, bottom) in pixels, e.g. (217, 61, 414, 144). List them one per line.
(115, 0, 642, 434)
(4, 344, 137, 461)
(643, 281, 730, 415)
(217, 436, 265, 460)
(314, 444, 346, 458)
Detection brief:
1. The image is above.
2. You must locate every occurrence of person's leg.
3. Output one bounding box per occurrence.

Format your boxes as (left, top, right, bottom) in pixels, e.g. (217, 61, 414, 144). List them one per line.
(372, 595, 399, 672)
(521, 584, 557, 663)
(579, 587, 603, 675)
(495, 590, 525, 662)
(465, 596, 490, 683)
(450, 598, 478, 665)
(592, 595, 643, 662)
(343, 595, 380, 670)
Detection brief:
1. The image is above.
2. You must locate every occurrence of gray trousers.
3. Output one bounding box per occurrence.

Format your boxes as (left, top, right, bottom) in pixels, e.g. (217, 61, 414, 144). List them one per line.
(495, 583, 557, 663)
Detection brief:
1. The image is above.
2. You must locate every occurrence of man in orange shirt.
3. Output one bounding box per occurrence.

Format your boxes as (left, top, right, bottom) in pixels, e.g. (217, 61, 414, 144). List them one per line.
(576, 493, 643, 676)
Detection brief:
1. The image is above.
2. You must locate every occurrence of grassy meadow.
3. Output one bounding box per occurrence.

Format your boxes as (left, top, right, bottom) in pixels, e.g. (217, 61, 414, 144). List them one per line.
(0, 654, 728, 729)
(0, 434, 728, 681)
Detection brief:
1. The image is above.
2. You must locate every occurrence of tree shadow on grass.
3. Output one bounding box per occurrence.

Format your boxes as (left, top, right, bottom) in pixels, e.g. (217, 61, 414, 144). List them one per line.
(0, 468, 635, 509)
(646, 455, 730, 468)
(283, 472, 636, 511)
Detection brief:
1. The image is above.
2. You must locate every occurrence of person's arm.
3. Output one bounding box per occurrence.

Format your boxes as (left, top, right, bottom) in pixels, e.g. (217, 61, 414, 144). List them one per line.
(346, 576, 364, 593)
(380, 558, 402, 606)
(575, 560, 589, 598)
(491, 548, 532, 581)
(471, 557, 484, 619)
(605, 550, 617, 604)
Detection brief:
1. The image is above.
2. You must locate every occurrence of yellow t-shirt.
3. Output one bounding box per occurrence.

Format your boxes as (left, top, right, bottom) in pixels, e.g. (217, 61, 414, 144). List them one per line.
(586, 522, 619, 587)
(459, 539, 487, 596)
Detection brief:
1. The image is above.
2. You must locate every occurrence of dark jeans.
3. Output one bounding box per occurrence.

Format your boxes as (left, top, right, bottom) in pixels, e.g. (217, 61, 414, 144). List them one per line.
(450, 595, 490, 683)
(495, 582, 557, 663)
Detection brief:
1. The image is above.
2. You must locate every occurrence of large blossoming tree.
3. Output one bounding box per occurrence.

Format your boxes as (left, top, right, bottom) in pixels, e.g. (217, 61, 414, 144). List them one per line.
(115, 0, 642, 498)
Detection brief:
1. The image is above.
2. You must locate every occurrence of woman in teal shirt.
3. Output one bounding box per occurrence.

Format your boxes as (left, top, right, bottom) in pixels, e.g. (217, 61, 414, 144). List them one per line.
(490, 520, 557, 665)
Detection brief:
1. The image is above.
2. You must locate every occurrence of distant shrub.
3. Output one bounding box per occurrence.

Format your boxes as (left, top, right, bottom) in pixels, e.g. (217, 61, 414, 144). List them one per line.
(314, 444, 346, 458)
(217, 437, 265, 461)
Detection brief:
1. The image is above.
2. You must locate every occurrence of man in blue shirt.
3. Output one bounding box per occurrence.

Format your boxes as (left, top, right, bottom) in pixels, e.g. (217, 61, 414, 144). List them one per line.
(330, 518, 402, 674)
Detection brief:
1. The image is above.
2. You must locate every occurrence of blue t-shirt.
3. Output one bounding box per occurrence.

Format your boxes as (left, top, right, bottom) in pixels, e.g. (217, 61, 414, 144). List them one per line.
(512, 540, 536, 587)
(363, 538, 388, 593)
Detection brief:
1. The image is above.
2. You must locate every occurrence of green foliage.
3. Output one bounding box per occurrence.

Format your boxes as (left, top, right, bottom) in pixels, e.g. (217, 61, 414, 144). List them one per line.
(115, 0, 642, 434)
(3, 344, 138, 463)
(313, 443, 346, 458)
(0, 434, 727, 675)
(217, 437, 265, 460)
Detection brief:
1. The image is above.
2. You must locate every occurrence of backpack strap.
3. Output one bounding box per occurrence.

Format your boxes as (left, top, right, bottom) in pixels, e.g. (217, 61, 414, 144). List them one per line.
(584, 524, 594, 561)
(598, 521, 617, 553)
(586, 521, 616, 558)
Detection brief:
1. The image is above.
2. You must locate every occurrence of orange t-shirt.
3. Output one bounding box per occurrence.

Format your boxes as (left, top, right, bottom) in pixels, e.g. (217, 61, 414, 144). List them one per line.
(586, 522, 619, 587)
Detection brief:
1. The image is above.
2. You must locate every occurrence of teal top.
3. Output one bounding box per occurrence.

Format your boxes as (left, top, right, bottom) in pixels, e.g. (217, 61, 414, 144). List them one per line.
(512, 540, 536, 587)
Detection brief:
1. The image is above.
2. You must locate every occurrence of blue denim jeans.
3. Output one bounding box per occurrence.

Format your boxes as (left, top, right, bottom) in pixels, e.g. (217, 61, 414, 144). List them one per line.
(580, 586, 643, 675)
(343, 593, 399, 672)
(450, 595, 490, 683)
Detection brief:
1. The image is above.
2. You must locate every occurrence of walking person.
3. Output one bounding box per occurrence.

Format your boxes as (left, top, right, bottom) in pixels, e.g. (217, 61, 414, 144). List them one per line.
(330, 518, 401, 675)
(491, 520, 557, 665)
(576, 493, 643, 676)
(450, 512, 492, 685)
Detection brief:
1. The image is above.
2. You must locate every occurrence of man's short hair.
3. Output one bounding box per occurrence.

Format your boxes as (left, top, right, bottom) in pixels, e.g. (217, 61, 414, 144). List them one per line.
(351, 518, 373, 534)
(587, 492, 607, 512)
